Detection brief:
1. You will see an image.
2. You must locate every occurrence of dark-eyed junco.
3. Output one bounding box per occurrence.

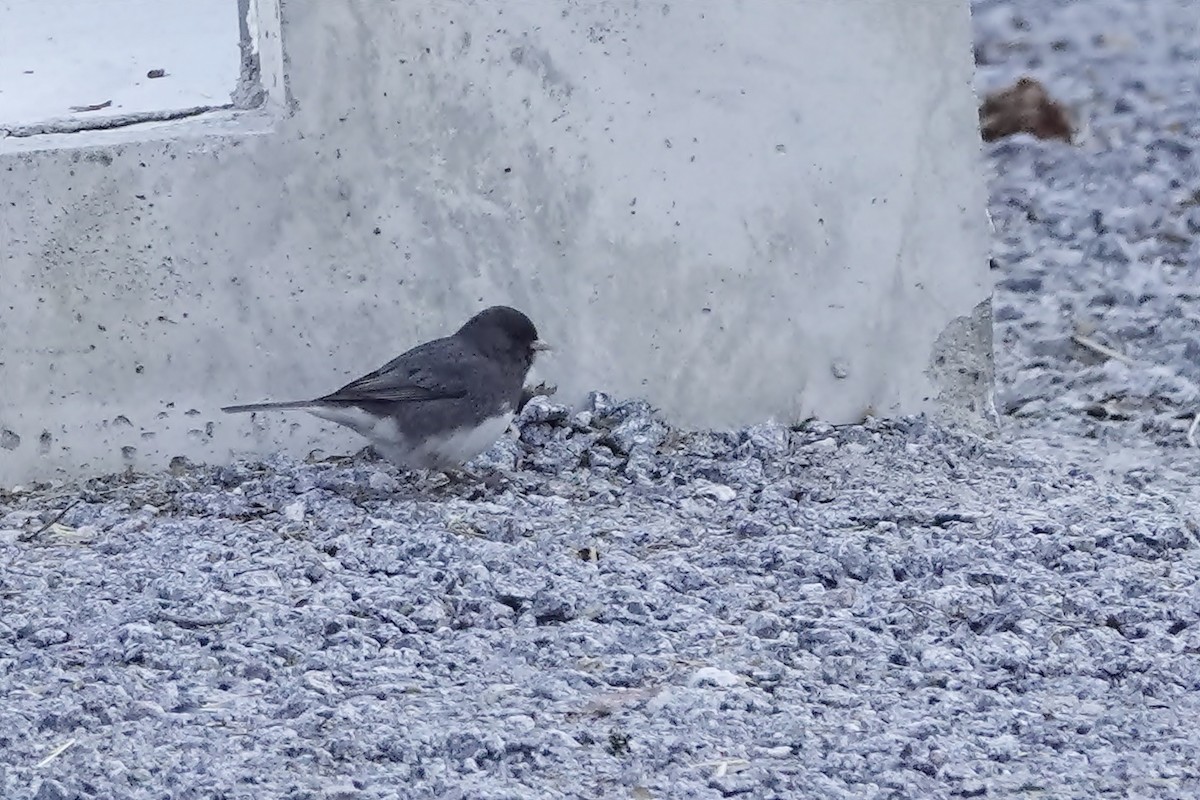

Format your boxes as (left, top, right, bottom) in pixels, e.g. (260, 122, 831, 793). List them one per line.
(222, 306, 550, 470)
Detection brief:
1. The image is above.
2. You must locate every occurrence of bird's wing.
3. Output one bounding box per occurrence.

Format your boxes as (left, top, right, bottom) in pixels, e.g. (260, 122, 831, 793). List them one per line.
(315, 338, 472, 405)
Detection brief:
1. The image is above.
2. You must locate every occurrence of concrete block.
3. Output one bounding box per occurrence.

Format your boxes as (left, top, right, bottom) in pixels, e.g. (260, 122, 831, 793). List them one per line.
(0, 0, 992, 485)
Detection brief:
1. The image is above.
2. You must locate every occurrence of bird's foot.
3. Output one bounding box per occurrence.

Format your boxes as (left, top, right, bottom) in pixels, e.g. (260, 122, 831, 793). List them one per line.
(517, 381, 558, 412)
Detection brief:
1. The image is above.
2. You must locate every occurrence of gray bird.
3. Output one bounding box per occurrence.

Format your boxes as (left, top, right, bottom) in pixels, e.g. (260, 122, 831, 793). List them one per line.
(221, 306, 550, 471)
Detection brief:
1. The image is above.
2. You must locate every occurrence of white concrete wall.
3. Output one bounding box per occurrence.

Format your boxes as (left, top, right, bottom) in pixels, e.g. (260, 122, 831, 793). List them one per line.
(0, 0, 992, 485)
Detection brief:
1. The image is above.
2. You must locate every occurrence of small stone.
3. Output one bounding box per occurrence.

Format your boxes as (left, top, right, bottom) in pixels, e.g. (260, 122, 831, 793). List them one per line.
(518, 422, 559, 448)
(605, 416, 668, 456)
(585, 444, 624, 469)
(474, 436, 520, 471)
(128, 768, 154, 784)
(709, 774, 757, 797)
(994, 304, 1023, 321)
(28, 628, 70, 647)
(240, 569, 282, 590)
(283, 501, 306, 522)
(692, 480, 736, 503)
(531, 588, 576, 624)
(957, 780, 987, 798)
(746, 612, 784, 639)
(760, 745, 792, 758)
(303, 670, 338, 695)
(505, 714, 537, 732)
(146, 68, 166, 79)
(409, 599, 448, 631)
(518, 395, 570, 425)
(688, 667, 744, 688)
(125, 701, 165, 721)
(622, 450, 659, 483)
(740, 423, 790, 458)
(999, 275, 1043, 293)
(1009, 398, 1049, 417)
(34, 779, 70, 800)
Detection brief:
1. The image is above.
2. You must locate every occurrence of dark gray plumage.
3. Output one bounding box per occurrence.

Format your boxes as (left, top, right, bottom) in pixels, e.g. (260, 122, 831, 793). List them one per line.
(221, 306, 549, 470)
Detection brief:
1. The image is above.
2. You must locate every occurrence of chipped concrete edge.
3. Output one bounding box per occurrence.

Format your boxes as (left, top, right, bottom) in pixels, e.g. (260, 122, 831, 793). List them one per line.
(926, 296, 999, 434)
(233, 0, 266, 109)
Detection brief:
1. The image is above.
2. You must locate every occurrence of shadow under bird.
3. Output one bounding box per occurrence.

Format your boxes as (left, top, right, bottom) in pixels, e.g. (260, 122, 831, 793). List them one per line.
(221, 305, 550, 471)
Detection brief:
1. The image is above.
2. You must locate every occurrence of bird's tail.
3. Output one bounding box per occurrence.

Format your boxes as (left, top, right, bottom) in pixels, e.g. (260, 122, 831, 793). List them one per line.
(221, 400, 317, 414)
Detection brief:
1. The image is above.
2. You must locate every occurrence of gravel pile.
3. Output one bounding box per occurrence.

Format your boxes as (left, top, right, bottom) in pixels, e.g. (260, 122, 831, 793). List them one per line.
(2, 394, 1199, 799)
(3, 1, 1200, 798)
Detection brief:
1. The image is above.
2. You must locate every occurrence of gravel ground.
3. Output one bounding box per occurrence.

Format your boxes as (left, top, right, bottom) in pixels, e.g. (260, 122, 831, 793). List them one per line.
(4, 1, 1200, 798)
(3, 399, 1199, 800)
(975, 0, 1200, 484)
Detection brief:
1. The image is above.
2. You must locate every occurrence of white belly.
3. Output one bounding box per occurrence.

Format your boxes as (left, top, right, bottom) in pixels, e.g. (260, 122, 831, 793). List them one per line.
(308, 405, 513, 470)
(408, 411, 514, 469)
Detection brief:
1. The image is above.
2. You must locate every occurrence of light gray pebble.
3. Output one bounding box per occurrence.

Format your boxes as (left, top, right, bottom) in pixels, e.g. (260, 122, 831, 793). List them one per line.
(32, 781, 69, 800)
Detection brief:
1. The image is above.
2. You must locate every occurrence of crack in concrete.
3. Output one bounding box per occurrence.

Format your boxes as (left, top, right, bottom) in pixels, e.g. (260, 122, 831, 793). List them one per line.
(1, 105, 235, 139)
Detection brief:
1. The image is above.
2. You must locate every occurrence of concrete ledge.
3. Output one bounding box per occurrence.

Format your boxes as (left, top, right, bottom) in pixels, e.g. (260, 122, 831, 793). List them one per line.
(0, 0, 991, 484)
(0, 0, 284, 142)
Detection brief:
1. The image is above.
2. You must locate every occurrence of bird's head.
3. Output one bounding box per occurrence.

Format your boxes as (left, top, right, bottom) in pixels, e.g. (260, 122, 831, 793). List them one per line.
(458, 305, 551, 371)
